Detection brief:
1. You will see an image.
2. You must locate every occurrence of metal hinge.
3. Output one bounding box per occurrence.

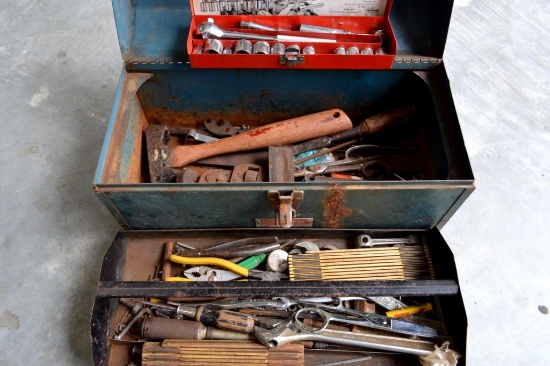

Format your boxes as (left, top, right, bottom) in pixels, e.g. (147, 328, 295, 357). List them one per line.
(394, 57, 442, 65)
(279, 46, 304, 66)
(265, 190, 305, 228)
(125, 59, 189, 65)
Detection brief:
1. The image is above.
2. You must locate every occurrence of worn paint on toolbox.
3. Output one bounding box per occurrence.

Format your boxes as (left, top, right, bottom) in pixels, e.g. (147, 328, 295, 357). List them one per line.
(323, 184, 352, 229)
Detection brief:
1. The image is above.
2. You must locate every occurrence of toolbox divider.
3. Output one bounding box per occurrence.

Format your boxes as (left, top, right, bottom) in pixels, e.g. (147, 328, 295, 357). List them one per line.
(97, 279, 459, 298)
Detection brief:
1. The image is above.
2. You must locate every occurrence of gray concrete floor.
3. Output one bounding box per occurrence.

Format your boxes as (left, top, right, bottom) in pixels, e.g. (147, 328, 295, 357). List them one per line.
(0, 0, 548, 365)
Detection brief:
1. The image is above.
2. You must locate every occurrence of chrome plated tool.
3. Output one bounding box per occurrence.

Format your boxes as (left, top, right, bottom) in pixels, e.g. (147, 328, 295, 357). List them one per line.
(355, 234, 420, 248)
(254, 318, 437, 356)
(177, 236, 278, 258)
(294, 301, 444, 338)
(198, 19, 337, 43)
(184, 266, 288, 281)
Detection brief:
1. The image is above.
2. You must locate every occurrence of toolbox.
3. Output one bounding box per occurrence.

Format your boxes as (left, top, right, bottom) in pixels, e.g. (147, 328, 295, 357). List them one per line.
(92, 0, 474, 365)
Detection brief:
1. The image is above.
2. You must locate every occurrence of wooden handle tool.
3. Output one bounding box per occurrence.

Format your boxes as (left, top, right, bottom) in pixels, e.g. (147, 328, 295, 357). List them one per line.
(171, 109, 352, 167)
(293, 104, 417, 154)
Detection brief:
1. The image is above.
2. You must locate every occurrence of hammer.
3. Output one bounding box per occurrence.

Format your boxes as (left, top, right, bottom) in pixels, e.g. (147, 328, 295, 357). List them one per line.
(146, 109, 352, 182)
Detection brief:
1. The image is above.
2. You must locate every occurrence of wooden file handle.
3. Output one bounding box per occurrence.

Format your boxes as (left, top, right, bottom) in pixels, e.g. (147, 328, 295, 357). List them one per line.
(171, 109, 353, 167)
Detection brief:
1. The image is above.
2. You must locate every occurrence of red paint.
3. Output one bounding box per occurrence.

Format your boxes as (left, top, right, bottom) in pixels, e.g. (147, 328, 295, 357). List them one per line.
(249, 127, 273, 136)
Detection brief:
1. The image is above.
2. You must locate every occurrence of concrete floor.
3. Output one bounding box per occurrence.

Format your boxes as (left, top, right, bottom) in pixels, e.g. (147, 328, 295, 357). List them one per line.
(0, 0, 548, 365)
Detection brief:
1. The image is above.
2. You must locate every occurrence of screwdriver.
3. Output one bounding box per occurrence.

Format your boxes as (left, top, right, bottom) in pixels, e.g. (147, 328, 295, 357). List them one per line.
(177, 305, 255, 333)
(292, 104, 417, 154)
(141, 300, 255, 333)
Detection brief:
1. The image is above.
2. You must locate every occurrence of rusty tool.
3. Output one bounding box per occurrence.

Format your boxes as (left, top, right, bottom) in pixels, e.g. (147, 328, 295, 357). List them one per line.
(269, 145, 294, 182)
(204, 118, 248, 136)
(146, 110, 351, 182)
(293, 104, 417, 154)
(140, 317, 255, 340)
(176, 304, 255, 333)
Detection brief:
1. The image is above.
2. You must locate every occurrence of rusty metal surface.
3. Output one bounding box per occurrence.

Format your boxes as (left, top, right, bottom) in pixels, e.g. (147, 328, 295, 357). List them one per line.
(323, 184, 352, 229)
(95, 67, 474, 230)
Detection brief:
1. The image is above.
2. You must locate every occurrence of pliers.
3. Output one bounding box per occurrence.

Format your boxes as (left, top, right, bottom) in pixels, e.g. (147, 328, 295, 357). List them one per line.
(169, 255, 288, 282)
(185, 266, 288, 281)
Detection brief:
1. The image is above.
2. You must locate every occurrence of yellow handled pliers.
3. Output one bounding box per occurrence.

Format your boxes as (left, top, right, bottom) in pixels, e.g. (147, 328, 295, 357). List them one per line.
(165, 255, 249, 282)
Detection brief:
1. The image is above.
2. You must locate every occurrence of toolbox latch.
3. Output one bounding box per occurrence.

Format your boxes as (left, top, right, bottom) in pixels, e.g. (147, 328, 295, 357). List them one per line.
(279, 47, 304, 67)
(267, 190, 304, 228)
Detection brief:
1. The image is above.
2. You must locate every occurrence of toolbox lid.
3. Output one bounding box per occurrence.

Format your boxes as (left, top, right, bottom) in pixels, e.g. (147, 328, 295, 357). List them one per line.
(112, 0, 453, 69)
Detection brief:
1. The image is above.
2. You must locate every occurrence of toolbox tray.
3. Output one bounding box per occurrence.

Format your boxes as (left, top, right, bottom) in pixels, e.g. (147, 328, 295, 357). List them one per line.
(92, 228, 467, 365)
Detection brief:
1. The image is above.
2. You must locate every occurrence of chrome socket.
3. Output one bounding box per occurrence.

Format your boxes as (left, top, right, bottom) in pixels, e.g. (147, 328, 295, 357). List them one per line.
(333, 47, 346, 55)
(285, 44, 301, 54)
(346, 46, 359, 55)
(360, 47, 374, 55)
(302, 46, 315, 54)
(235, 39, 253, 54)
(271, 43, 286, 55)
(204, 39, 224, 54)
(253, 41, 271, 54)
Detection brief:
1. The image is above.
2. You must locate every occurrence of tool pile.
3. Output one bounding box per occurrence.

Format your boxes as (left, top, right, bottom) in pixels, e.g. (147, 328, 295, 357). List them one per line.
(145, 104, 423, 184)
(162, 234, 432, 283)
(113, 293, 458, 365)
(108, 235, 462, 364)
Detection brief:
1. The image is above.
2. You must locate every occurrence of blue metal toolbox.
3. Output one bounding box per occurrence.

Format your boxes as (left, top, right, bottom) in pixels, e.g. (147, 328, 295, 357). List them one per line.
(92, 1, 474, 365)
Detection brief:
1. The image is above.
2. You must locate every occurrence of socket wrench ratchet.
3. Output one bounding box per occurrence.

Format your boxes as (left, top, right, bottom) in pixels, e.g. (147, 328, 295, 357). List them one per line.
(198, 19, 337, 43)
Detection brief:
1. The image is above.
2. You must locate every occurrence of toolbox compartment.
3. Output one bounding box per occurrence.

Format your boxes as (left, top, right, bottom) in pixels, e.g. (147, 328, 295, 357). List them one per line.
(92, 228, 467, 365)
(93, 65, 473, 230)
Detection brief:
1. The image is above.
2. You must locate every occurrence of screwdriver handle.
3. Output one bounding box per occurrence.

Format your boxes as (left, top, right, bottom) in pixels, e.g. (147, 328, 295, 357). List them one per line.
(292, 104, 417, 154)
(197, 306, 255, 333)
(358, 104, 417, 135)
(237, 253, 267, 270)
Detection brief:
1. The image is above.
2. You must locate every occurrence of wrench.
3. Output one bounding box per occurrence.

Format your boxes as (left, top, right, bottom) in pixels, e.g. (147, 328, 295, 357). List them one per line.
(254, 319, 436, 356)
(114, 308, 152, 340)
(355, 234, 420, 248)
(188, 129, 219, 143)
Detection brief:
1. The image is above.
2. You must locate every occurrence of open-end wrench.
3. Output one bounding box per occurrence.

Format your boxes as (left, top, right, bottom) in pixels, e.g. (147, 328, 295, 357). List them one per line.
(188, 129, 219, 143)
(114, 308, 152, 340)
(355, 234, 420, 248)
(254, 319, 436, 356)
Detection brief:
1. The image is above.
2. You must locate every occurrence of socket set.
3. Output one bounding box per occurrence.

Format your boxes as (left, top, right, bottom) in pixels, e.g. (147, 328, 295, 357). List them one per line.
(187, 15, 395, 68)
(196, 39, 384, 56)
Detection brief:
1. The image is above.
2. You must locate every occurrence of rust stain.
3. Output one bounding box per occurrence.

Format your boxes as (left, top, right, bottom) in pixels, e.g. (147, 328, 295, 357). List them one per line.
(248, 126, 274, 136)
(323, 184, 351, 229)
(142, 106, 309, 128)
